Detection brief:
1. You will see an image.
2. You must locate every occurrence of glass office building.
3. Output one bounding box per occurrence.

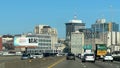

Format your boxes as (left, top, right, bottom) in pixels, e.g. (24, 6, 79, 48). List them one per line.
(92, 22, 119, 32)
(91, 19, 119, 38)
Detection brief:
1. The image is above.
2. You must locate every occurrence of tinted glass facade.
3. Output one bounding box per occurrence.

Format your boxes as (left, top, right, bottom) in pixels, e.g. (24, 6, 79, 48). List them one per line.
(92, 22, 119, 33)
(91, 22, 119, 38)
(65, 23, 85, 40)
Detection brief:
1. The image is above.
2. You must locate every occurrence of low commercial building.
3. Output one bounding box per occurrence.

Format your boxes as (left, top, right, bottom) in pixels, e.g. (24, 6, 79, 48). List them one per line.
(2, 35, 14, 50)
(14, 34, 58, 54)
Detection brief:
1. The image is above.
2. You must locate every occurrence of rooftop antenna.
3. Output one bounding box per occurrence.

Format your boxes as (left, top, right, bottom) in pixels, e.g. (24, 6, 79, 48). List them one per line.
(74, 15, 77, 20)
(73, 8, 77, 20)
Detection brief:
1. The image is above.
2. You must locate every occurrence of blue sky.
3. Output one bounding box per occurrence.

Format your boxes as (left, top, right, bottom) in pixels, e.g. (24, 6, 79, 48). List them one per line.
(0, 0, 120, 38)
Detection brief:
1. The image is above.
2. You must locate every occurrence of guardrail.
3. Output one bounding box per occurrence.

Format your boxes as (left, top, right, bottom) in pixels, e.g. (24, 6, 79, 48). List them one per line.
(0, 56, 65, 68)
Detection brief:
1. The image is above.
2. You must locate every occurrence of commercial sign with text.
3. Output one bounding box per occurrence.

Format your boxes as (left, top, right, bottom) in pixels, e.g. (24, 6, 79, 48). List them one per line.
(14, 37, 38, 46)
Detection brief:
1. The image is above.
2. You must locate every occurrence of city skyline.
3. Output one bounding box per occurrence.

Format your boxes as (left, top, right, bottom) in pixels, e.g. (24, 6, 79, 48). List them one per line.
(0, 0, 120, 38)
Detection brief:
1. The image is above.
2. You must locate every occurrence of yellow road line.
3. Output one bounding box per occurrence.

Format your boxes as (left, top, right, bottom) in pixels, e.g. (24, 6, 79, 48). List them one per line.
(48, 57, 65, 68)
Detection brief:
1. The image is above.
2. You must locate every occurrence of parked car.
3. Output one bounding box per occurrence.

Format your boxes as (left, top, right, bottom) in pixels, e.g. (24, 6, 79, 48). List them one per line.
(16, 52, 22, 56)
(56, 53, 63, 56)
(21, 54, 30, 60)
(66, 53, 75, 60)
(32, 53, 43, 59)
(27, 54, 35, 59)
(81, 53, 95, 63)
(103, 53, 113, 62)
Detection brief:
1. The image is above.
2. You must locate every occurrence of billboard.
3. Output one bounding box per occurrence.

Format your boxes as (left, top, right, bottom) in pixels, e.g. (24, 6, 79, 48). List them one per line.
(14, 37, 38, 46)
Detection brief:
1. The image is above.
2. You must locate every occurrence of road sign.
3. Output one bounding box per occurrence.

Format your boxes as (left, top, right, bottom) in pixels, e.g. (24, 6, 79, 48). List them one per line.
(83, 45, 92, 49)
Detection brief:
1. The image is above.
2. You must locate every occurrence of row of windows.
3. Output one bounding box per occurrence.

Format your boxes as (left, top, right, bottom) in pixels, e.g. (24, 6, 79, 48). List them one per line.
(39, 47, 51, 49)
(38, 43, 51, 46)
(27, 35, 51, 38)
(71, 45, 82, 48)
(38, 39, 51, 42)
(92, 23, 119, 32)
(27, 49, 60, 53)
(28, 47, 51, 50)
(38, 36, 51, 38)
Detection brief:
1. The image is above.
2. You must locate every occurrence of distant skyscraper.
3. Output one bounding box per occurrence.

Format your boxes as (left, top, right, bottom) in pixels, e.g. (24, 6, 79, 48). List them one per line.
(91, 19, 119, 38)
(65, 17, 85, 40)
(92, 19, 119, 33)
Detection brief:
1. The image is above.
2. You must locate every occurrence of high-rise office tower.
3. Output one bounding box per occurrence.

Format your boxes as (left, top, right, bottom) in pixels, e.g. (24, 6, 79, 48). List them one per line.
(65, 16, 85, 40)
(91, 19, 119, 38)
(92, 19, 119, 33)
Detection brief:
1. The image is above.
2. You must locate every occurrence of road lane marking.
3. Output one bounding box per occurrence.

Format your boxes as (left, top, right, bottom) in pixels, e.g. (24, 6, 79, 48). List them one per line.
(48, 57, 65, 68)
(80, 63, 87, 68)
(83, 65, 86, 68)
(116, 66, 120, 68)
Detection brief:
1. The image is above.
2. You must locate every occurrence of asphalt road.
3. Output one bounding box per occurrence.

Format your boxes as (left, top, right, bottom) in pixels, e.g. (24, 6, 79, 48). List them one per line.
(52, 57, 120, 68)
(0, 56, 120, 68)
(0, 56, 21, 63)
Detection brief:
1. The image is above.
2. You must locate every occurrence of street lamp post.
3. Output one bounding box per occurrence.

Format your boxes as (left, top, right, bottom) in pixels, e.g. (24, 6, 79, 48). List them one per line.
(25, 46, 28, 54)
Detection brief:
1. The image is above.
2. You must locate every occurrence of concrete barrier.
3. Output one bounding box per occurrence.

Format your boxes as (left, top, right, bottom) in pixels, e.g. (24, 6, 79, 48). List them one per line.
(0, 56, 65, 68)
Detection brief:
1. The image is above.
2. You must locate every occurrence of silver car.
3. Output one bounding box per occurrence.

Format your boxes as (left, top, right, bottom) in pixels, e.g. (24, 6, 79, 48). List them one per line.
(103, 54, 113, 62)
(82, 53, 95, 63)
